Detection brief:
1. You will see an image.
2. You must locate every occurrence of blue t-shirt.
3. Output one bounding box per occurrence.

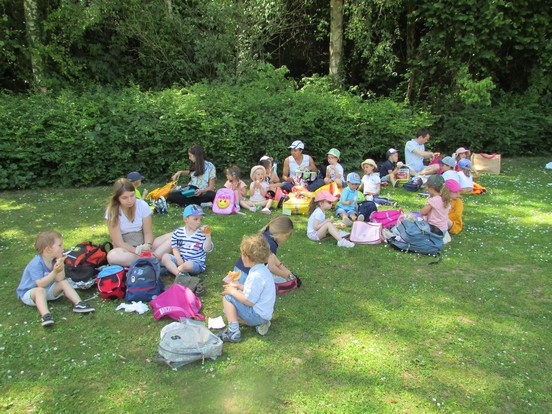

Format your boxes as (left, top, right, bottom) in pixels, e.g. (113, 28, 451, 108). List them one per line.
(243, 263, 276, 321)
(17, 255, 53, 298)
(405, 139, 426, 172)
(336, 186, 360, 212)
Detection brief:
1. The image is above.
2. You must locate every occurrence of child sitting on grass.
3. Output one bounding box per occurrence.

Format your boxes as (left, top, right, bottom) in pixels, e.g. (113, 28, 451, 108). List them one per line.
(161, 204, 213, 277)
(336, 172, 363, 226)
(420, 175, 452, 243)
(223, 165, 247, 211)
(324, 148, 344, 187)
(127, 171, 148, 199)
(219, 234, 276, 342)
(359, 159, 396, 207)
(308, 190, 355, 248)
(243, 165, 273, 214)
(16, 231, 95, 327)
(446, 179, 464, 235)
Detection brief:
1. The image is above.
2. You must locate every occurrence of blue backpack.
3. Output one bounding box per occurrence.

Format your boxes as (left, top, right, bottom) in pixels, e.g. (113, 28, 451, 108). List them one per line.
(125, 257, 163, 301)
(387, 220, 444, 263)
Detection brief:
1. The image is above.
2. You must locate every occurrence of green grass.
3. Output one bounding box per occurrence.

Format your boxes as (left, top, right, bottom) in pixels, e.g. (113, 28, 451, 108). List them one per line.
(1, 157, 551, 413)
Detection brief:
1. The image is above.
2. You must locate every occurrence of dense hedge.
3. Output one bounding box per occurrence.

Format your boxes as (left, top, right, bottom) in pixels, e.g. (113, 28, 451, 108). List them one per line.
(0, 72, 549, 190)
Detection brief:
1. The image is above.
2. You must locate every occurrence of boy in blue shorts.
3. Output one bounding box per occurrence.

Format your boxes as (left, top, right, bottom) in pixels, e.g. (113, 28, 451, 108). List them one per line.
(161, 204, 214, 277)
(16, 231, 95, 327)
(219, 234, 276, 342)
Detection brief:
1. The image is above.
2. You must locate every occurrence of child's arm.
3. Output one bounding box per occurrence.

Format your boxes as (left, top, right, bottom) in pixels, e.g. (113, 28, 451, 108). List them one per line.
(202, 232, 213, 253)
(267, 253, 293, 279)
(420, 202, 432, 216)
(239, 181, 247, 198)
(35, 258, 64, 288)
(173, 247, 184, 267)
(223, 285, 254, 307)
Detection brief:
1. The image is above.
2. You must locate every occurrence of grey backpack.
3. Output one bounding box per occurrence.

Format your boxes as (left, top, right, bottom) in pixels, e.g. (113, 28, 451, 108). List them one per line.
(155, 320, 223, 369)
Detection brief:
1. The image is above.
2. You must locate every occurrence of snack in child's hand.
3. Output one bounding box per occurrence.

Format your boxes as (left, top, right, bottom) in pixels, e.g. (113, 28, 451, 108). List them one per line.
(335, 221, 346, 229)
(223, 269, 241, 283)
(200, 225, 211, 234)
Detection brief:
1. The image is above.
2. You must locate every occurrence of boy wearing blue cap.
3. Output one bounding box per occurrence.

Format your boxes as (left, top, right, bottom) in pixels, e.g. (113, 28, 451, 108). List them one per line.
(336, 172, 363, 226)
(127, 171, 148, 199)
(161, 204, 214, 277)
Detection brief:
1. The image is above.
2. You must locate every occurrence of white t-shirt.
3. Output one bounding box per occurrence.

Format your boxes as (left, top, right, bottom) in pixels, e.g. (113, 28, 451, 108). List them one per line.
(361, 173, 381, 194)
(307, 207, 326, 239)
(458, 171, 474, 190)
(327, 163, 344, 182)
(105, 199, 152, 234)
(442, 170, 461, 184)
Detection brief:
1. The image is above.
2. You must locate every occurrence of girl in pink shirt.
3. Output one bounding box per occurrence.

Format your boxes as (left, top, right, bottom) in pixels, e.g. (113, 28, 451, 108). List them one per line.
(421, 175, 451, 239)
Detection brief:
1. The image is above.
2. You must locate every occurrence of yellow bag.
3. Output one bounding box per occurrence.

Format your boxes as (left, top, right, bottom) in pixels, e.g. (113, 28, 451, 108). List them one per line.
(282, 192, 313, 215)
(146, 181, 176, 201)
(471, 153, 501, 175)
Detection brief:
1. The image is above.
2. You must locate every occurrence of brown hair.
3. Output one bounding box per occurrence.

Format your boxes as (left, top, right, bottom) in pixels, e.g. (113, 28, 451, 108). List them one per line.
(189, 144, 206, 176)
(240, 234, 271, 264)
(226, 165, 241, 180)
(35, 230, 62, 254)
(259, 215, 294, 240)
(106, 178, 136, 227)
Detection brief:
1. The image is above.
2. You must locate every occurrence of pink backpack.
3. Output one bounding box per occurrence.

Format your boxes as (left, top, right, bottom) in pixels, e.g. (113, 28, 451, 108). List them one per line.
(370, 209, 403, 228)
(150, 283, 204, 321)
(349, 221, 384, 244)
(212, 188, 239, 214)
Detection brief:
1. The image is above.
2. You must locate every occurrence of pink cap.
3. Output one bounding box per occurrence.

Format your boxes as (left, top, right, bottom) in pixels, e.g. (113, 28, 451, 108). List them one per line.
(445, 179, 462, 192)
(455, 147, 471, 157)
(314, 190, 338, 203)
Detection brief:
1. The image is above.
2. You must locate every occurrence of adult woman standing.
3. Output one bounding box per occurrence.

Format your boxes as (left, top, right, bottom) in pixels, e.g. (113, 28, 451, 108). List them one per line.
(167, 144, 217, 206)
(106, 178, 172, 266)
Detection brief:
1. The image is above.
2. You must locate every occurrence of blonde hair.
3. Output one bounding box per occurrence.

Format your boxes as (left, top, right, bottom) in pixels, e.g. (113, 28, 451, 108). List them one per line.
(106, 178, 136, 227)
(240, 234, 271, 264)
(35, 231, 62, 253)
(260, 216, 294, 239)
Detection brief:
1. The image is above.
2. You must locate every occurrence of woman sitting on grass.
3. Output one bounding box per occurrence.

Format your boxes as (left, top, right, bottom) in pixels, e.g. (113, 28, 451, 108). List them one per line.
(105, 178, 172, 266)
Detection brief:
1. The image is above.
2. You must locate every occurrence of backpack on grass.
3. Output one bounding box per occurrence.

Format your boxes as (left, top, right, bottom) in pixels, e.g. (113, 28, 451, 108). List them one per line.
(275, 274, 302, 294)
(125, 256, 163, 302)
(97, 265, 127, 300)
(387, 220, 444, 264)
(150, 282, 204, 321)
(155, 319, 223, 369)
(370, 209, 402, 228)
(64, 241, 112, 289)
(212, 188, 239, 214)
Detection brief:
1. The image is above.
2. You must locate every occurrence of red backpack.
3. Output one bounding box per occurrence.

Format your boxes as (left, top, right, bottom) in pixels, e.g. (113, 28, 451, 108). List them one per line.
(64, 241, 112, 288)
(97, 265, 127, 300)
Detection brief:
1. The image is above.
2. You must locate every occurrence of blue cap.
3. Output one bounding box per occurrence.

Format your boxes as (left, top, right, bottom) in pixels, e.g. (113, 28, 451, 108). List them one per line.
(127, 171, 144, 181)
(347, 172, 361, 184)
(183, 204, 205, 218)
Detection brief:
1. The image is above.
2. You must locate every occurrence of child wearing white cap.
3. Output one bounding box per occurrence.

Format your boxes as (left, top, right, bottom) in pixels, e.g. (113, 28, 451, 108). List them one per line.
(324, 148, 344, 187)
(379, 149, 404, 187)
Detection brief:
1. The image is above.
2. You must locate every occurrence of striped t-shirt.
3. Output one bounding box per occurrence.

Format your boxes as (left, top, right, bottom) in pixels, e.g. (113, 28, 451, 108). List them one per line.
(171, 227, 213, 271)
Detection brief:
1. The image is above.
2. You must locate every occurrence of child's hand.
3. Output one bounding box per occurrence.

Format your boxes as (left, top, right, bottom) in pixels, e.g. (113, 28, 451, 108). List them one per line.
(223, 284, 237, 295)
(397, 161, 403, 167)
(200, 225, 211, 235)
(53, 257, 65, 274)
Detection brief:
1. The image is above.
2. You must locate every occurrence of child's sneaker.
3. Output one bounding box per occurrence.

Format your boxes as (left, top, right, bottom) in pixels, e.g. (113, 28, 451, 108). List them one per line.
(337, 238, 355, 248)
(337, 230, 350, 238)
(343, 216, 353, 226)
(41, 313, 54, 327)
(218, 328, 241, 343)
(357, 214, 365, 222)
(256, 321, 271, 336)
(73, 301, 95, 313)
(261, 207, 271, 215)
(249, 206, 257, 212)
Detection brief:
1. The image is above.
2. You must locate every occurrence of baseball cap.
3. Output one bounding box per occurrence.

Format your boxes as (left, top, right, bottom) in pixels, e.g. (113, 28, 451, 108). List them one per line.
(346, 172, 361, 184)
(183, 204, 205, 218)
(458, 158, 471, 169)
(386, 148, 398, 158)
(441, 156, 456, 168)
(426, 174, 445, 189)
(445, 179, 462, 192)
(314, 190, 338, 203)
(327, 148, 341, 159)
(259, 155, 272, 162)
(289, 140, 305, 150)
(127, 171, 144, 182)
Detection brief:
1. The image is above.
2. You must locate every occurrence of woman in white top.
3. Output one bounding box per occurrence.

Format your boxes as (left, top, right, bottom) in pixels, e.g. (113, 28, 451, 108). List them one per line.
(105, 178, 172, 266)
(281, 140, 324, 192)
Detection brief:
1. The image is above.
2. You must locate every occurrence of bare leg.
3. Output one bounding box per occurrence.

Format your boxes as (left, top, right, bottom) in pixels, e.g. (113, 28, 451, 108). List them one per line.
(161, 253, 179, 276)
(107, 248, 138, 267)
(153, 233, 172, 258)
(316, 221, 345, 241)
(55, 280, 81, 304)
(223, 297, 239, 323)
(30, 287, 49, 316)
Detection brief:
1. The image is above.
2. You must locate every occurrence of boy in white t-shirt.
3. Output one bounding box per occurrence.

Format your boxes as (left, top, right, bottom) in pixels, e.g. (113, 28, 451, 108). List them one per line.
(324, 148, 344, 187)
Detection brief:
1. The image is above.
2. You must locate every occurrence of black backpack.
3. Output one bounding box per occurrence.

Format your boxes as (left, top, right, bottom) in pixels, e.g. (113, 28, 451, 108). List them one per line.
(358, 200, 378, 219)
(402, 177, 423, 192)
(64, 241, 112, 289)
(125, 257, 163, 301)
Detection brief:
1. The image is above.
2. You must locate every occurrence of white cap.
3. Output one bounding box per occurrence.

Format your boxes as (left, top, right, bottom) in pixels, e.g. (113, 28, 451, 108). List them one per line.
(289, 140, 305, 150)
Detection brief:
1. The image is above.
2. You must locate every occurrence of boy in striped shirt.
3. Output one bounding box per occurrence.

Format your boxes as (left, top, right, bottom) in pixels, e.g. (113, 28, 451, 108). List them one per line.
(161, 204, 214, 276)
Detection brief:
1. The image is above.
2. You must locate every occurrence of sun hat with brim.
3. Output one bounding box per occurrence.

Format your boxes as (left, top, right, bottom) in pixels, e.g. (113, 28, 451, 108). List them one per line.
(327, 148, 341, 159)
(183, 204, 205, 218)
(289, 140, 305, 150)
(441, 156, 456, 168)
(250, 165, 266, 180)
(314, 190, 338, 203)
(458, 158, 471, 169)
(445, 179, 462, 192)
(346, 172, 361, 184)
(361, 159, 378, 170)
(426, 174, 445, 189)
(455, 147, 471, 157)
(127, 171, 144, 182)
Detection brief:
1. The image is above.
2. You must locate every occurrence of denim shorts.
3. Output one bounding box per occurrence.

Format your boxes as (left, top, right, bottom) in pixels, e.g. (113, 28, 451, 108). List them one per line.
(168, 254, 203, 275)
(224, 294, 267, 326)
(335, 207, 357, 217)
(21, 283, 64, 307)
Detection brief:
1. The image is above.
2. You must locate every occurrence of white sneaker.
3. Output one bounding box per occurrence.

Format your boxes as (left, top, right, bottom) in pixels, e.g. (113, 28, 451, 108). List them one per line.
(337, 238, 355, 248)
(338, 230, 350, 238)
(249, 207, 257, 212)
(357, 214, 365, 222)
(261, 208, 271, 215)
(256, 320, 271, 336)
(343, 216, 353, 226)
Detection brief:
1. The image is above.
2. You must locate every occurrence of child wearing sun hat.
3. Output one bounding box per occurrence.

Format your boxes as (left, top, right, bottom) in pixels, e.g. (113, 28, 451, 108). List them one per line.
(324, 148, 344, 187)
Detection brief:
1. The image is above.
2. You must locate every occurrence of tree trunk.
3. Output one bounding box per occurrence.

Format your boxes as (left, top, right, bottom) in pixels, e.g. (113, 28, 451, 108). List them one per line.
(23, 0, 45, 91)
(329, 0, 344, 86)
(405, 1, 416, 102)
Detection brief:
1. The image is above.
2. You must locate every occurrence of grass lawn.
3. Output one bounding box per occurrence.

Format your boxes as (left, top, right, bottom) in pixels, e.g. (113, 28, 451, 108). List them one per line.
(1, 157, 550, 413)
